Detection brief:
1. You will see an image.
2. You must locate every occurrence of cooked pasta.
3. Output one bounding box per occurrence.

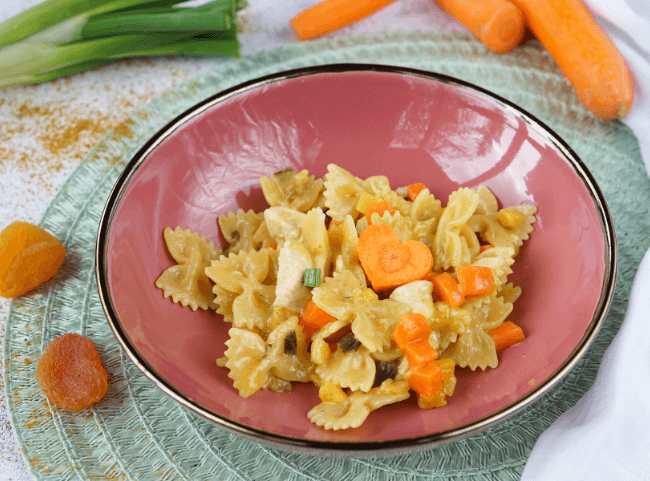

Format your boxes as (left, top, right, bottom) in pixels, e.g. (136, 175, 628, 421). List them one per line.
(156, 163, 536, 430)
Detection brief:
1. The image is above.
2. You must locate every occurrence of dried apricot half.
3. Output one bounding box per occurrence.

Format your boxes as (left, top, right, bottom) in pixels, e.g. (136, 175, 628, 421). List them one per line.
(0, 221, 66, 298)
(36, 333, 108, 411)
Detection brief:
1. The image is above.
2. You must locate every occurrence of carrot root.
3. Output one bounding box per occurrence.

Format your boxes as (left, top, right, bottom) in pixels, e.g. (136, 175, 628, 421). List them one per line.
(291, 0, 397, 41)
(434, 0, 526, 53)
(510, 0, 633, 119)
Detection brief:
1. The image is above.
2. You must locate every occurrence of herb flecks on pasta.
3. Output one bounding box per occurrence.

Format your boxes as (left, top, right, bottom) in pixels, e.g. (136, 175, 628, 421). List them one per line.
(156, 164, 536, 430)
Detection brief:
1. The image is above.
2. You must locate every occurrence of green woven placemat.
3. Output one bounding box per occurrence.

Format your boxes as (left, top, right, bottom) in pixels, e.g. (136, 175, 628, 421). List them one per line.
(5, 31, 649, 481)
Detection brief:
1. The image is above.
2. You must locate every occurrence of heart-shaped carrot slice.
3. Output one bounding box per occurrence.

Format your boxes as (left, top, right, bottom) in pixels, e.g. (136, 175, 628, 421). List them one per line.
(358, 223, 433, 292)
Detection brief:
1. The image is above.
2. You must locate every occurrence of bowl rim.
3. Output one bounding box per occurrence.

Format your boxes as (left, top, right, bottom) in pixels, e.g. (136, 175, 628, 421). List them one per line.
(95, 63, 618, 456)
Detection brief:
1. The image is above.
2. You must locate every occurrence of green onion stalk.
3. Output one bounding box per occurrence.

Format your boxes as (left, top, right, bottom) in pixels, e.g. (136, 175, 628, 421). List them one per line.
(0, 0, 245, 89)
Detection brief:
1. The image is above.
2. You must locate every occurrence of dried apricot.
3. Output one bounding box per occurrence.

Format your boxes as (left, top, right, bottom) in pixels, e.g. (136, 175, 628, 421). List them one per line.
(36, 334, 108, 411)
(0, 221, 66, 298)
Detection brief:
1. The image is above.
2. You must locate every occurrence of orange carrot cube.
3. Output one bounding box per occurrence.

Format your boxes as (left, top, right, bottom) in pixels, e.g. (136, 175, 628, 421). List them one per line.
(432, 272, 465, 307)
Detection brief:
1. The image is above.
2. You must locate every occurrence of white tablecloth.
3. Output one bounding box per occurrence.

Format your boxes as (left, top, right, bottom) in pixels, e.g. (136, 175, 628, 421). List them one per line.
(0, 1, 648, 479)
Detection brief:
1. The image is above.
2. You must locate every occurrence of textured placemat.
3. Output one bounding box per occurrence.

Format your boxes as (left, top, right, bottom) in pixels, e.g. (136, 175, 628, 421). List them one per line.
(5, 31, 649, 481)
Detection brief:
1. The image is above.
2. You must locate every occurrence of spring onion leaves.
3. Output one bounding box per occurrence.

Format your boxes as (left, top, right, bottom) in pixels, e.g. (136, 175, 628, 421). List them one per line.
(0, 0, 244, 89)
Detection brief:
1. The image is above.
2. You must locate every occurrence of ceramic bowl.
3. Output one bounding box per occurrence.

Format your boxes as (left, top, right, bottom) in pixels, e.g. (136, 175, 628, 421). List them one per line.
(96, 64, 617, 456)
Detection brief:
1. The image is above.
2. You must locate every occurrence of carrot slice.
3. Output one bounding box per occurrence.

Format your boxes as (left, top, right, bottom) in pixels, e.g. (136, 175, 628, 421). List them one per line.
(511, 0, 633, 119)
(434, 0, 525, 53)
(432, 272, 465, 307)
(406, 183, 426, 201)
(456, 265, 494, 296)
(489, 321, 525, 351)
(408, 362, 443, 397)
(300, 300, 336, 329)
(357, 223, 432, 292)
(290, 0, 397, 41)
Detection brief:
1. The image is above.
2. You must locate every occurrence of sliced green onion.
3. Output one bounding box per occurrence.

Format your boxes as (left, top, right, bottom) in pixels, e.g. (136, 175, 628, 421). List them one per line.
(303, 269, 321, 288)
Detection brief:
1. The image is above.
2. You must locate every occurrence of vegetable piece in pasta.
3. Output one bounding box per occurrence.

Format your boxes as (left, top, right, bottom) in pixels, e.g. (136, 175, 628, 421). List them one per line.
(432, 188, 480, 270)
(259, 167, 324, 213)
(441, 294, 513, 370)
(205, 248, 278, 332)
(307, 379, 410, 430)
(155, 227, 222, 311)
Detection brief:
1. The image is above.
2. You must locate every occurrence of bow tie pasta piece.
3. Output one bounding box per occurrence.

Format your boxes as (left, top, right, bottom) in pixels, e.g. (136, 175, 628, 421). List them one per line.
(205, 248, 278, 331)
(475, 185, 500, 215)
(429, 302, 472, 351)
(497, 282, 522, 305)
(328, 215, 366, 285)
(259, 167, 324, 213)
(315, 346, 376, 393)
(264, 316, 313, 383)
(155, 227, 222, 311)
(218, 209, 272, 255)
(323, 164, 366, 221)
(221, 328, 269, 398)
(433, 188, 481, 271)
(221, 316, 313, 398)
(311, 269, 367, 322)
(351, 299, 410, 354)
(410, 187, 443, 224)
(441, 294, 513, 370)
(308, 379, 410, 430)
(468, 192, 537, 255)
(324, 164, 418, 223)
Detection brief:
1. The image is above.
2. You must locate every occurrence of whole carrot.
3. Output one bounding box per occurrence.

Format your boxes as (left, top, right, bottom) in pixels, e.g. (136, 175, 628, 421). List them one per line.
(511, 0, 633, 119)
(434, 0, 526, 53)
(291, 0, 397, 41)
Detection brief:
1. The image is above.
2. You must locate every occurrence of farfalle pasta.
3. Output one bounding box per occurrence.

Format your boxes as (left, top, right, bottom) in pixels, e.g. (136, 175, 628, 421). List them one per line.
(157, 164, 537, 430)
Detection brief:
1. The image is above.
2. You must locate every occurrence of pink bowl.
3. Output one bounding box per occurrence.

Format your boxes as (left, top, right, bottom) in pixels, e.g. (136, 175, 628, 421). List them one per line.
(96, 64, 617, 456)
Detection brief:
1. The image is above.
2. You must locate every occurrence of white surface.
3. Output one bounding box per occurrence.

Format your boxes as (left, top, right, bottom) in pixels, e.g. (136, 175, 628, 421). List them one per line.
(0, 1, 649, 480)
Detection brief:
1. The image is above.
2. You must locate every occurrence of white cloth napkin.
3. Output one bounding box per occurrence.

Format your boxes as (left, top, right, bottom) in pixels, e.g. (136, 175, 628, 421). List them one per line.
(522, 1, 650, 478)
